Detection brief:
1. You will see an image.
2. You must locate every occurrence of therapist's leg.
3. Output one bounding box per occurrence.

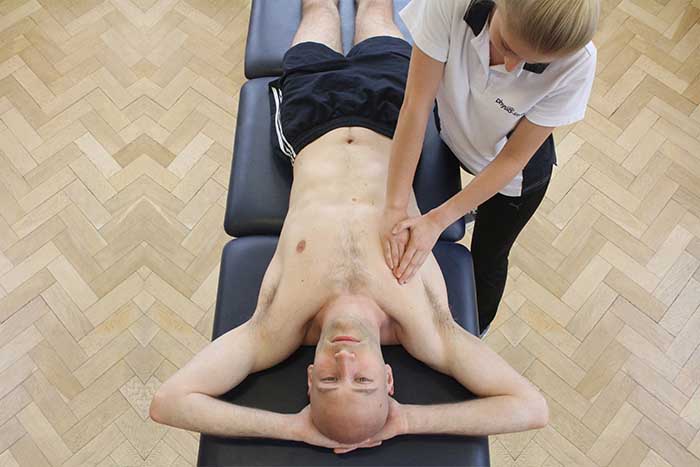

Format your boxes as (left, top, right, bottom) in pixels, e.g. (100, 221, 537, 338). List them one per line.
(293, 0, 342, 53)
(354, 0, 402, 44)
(470, 181, 549, 335)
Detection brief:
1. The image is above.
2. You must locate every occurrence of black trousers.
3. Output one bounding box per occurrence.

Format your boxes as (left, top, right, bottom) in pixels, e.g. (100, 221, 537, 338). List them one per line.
(471, 180, 549, 333)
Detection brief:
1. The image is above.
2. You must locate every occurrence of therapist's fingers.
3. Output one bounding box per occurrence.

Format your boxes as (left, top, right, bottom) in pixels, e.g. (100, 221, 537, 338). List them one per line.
(383, 240, 393, 269)
(397, 237, 406, 266)
(392, 218, 417, 235)
(397, 247, 416, 278)
(400, 251, 429, 283)
(393, 232, 407, 269)
(389, 237, 400, 270)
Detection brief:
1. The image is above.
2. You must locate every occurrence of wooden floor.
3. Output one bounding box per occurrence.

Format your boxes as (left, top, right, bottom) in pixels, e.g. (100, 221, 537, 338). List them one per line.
(0, 0, 699, 465)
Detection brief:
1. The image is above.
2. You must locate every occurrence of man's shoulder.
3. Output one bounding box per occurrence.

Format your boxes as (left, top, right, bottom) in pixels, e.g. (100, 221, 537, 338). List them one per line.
(249, 258, 323, 334)
(386, 277, 455, 345)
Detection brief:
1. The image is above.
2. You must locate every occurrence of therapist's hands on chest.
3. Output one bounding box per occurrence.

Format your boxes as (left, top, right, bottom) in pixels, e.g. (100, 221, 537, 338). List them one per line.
(385, 118, 556, 285)
(391, 209, 444, 284)
(380, 206, 410, 272)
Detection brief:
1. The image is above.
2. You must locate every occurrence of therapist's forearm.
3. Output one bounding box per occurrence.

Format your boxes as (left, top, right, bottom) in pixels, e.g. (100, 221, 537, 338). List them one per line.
(431, 118, 555, 229)
(431, 151, 527, 229)
(385, 100, 433, 210)
(402, 395, 545, 436)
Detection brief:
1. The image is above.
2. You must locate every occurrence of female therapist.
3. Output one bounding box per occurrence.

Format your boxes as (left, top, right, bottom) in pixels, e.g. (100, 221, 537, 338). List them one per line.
(381, 0, 599, 337)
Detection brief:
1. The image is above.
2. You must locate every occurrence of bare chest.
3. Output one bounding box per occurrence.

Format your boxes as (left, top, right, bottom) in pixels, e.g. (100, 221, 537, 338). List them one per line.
(278, 204, 383, 289)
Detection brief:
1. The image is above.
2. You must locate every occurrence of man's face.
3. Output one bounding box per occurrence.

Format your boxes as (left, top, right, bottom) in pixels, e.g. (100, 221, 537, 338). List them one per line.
(307, 316, 394, 444)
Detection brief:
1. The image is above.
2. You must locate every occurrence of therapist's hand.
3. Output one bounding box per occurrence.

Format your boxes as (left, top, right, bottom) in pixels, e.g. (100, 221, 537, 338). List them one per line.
(393, 210, 443, 284)
(380, 207, 410, 272)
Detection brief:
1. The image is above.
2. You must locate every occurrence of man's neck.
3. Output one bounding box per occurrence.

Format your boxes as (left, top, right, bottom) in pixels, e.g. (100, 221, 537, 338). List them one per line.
(303, 294, 397, 345)
(320, 294, 383, 331)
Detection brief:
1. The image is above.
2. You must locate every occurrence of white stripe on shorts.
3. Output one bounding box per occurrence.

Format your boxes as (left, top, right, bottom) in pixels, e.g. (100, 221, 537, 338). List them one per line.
(270, 86, 297, 164)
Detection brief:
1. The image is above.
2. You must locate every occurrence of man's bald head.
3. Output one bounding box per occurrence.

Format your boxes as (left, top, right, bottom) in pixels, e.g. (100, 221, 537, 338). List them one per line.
(307, 294, 395, 444)
(310, 382, 390, 443)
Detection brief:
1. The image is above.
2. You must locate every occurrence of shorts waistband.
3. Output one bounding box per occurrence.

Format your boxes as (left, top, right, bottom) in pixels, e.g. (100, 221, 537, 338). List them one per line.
(292, 117, 395, 154)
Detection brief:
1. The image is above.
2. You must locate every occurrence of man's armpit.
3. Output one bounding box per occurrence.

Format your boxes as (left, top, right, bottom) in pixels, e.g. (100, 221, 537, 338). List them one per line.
(423, 281, 454, 332)
(247, 307, 306, 372)
(252, 282, 278, 322)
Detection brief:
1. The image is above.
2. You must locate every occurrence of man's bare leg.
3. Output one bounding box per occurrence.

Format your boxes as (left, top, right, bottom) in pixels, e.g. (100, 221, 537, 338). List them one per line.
(292, 0, 342, 53)
(354, 0, 403, 45)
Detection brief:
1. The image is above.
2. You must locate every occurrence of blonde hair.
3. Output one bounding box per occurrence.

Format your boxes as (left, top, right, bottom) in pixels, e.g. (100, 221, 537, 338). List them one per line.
(495, 0, 600, 55)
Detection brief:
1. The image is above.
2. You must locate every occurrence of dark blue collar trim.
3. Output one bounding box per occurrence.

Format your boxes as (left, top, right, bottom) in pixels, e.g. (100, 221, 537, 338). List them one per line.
(463, 0, 549, 74)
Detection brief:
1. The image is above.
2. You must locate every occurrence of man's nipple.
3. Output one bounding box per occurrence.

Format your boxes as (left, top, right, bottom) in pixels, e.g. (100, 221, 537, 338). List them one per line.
(296, 240, 306, 253)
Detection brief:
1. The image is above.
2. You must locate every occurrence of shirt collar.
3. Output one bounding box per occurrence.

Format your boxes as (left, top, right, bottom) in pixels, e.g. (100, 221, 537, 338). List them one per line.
(463, 0, 549, 74)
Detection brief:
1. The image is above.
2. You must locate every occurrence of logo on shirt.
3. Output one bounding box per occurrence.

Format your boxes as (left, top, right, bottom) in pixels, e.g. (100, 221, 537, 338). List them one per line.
(495, 98, 523, 117)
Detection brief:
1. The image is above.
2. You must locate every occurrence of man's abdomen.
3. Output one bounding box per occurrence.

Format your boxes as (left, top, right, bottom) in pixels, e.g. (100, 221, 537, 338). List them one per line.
(288, 128, 392, 210)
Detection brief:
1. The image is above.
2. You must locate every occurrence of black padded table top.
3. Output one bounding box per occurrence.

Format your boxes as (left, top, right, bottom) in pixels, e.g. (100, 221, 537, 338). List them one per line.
(197, 236, 489, 466)
(245, 0, 413, 79)
(224, 78, 466, 241)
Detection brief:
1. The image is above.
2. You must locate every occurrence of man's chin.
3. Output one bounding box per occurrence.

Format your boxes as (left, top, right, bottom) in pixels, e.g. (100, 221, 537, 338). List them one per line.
(323, 323, 366, 341)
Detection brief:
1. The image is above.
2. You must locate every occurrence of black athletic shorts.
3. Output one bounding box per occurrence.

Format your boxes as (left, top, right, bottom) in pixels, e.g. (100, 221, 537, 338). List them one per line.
(269, 36, 412, 164)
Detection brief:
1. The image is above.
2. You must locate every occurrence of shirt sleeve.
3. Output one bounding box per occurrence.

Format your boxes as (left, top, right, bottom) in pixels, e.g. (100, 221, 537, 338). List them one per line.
(526, 46, 597, 128)
(399, 0, 454, 62)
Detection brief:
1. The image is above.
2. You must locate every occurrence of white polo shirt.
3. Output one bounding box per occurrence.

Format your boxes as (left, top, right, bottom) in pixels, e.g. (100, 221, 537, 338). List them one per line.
(400, 0, 597, 196)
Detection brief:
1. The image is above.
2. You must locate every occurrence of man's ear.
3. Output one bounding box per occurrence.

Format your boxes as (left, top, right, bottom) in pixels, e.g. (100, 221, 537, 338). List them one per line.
(385, 364, 394, 396)
(307, 365, 314, 397)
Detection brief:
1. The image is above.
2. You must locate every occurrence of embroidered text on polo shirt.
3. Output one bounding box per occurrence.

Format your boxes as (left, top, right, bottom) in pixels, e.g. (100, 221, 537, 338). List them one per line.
(495, 98, 523, 117)
(399, 0, 597, 196)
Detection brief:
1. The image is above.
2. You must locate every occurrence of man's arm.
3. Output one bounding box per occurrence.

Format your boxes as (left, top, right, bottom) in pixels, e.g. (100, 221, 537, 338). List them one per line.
(149, 317, 306, 440)
(406, 327, 548, 436)
(149, 254, 320, 443)
(403, 322, 548, 437)
(149, 292, 350, 449)
(394, 282, 548, 438)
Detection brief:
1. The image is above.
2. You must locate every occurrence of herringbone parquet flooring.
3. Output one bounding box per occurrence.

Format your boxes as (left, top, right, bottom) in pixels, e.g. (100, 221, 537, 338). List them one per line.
(0, 0, 698, 465)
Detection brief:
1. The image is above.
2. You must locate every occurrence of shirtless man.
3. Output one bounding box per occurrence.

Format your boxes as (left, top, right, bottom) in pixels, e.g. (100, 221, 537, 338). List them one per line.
(149, 0, 548, 452)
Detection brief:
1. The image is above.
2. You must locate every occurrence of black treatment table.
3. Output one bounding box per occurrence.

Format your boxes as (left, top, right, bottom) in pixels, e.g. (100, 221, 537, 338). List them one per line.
(198, 1, 490, 465)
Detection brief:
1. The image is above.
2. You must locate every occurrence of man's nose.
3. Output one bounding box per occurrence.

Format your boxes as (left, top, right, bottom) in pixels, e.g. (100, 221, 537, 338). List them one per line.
(334, 350, 356, 376)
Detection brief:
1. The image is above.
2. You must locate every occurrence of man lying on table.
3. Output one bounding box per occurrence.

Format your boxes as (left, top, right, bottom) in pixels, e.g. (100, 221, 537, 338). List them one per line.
(149, 0, 548, 453)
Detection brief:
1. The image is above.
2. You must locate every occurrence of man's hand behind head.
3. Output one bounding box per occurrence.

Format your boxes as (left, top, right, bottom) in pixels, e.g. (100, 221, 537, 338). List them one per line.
(333, 397, 407, 454)
(291, 405, 355, 450)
